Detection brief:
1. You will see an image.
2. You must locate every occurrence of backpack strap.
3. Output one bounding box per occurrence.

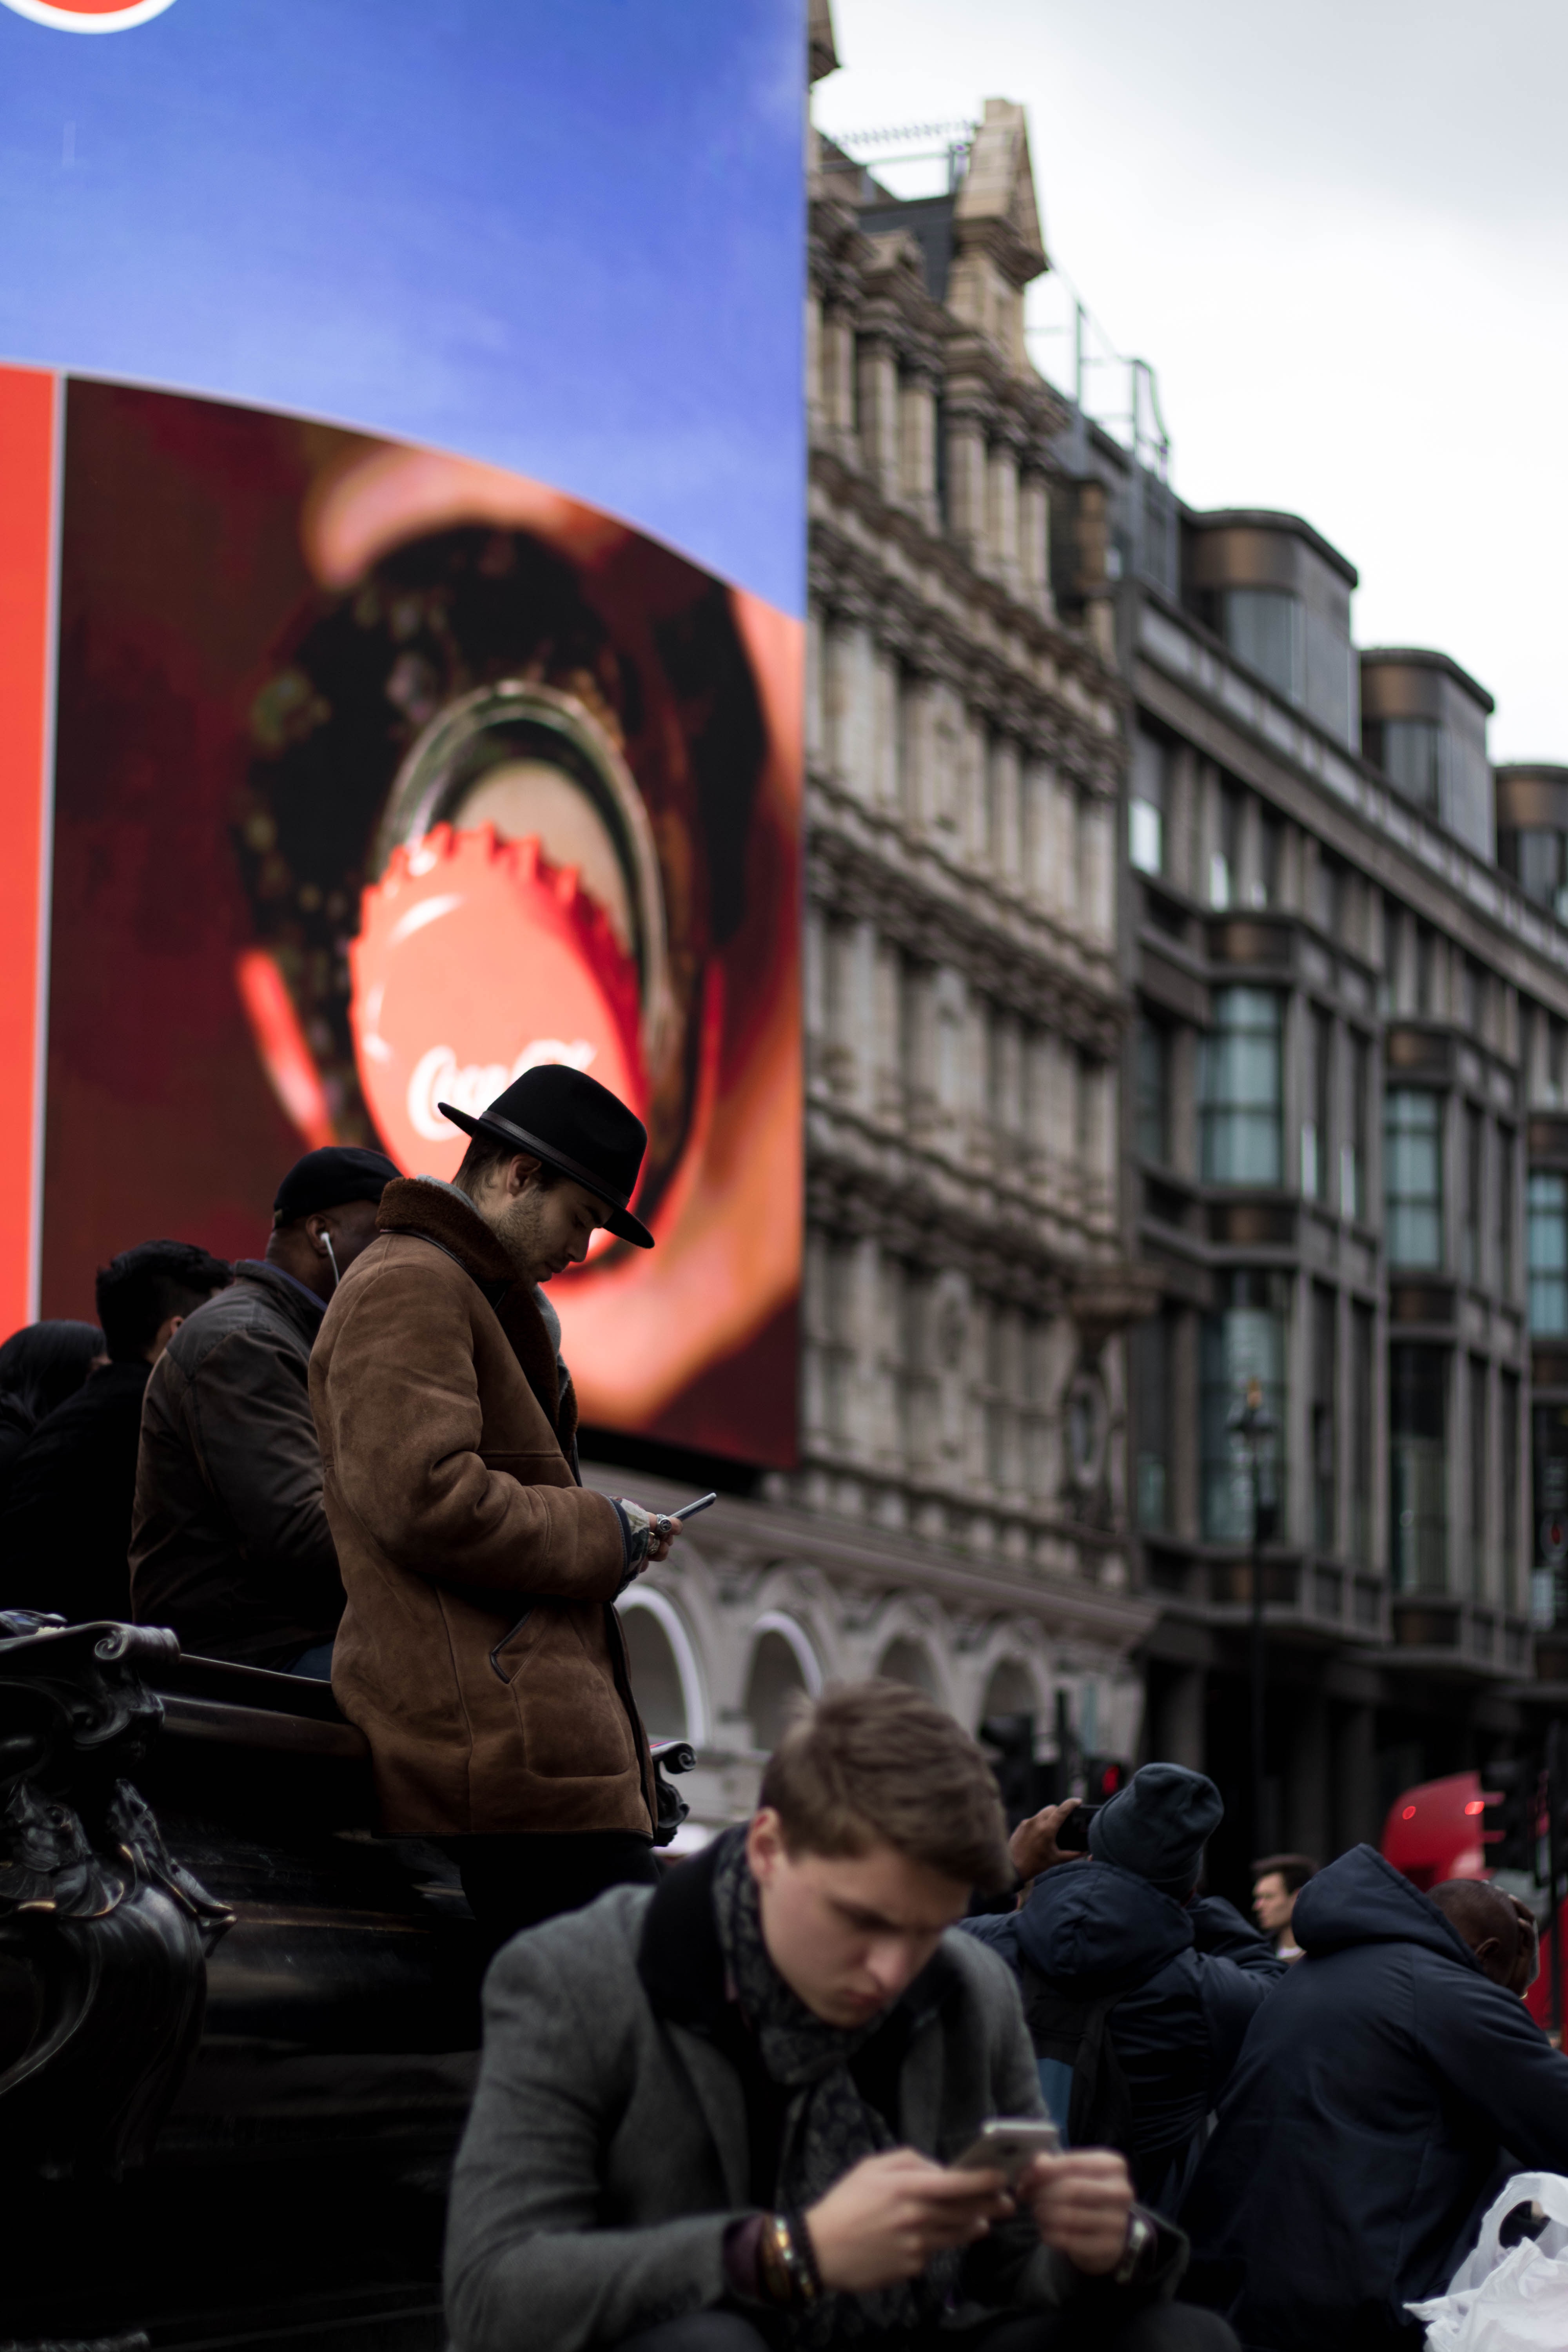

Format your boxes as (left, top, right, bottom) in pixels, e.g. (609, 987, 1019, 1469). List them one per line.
(1016, 1956, 1138, 2162)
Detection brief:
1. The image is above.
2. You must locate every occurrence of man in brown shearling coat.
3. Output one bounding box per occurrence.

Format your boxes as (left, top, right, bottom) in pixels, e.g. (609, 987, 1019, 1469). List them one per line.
(310, 1065, 676, 1938)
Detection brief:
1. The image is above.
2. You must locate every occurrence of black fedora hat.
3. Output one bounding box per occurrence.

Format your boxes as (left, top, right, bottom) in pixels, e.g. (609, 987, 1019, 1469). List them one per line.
(438, 1064, 653, 1249)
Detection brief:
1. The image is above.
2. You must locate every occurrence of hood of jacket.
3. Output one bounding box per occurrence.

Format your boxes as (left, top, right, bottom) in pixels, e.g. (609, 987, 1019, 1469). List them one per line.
(1291, 1842, 1483, 1971)
(1014, 1858, 1196, 1994)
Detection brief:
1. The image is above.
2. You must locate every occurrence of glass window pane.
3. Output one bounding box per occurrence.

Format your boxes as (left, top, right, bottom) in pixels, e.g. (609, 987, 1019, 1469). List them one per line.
(1200, 1271, 1288, 1543)
(1381, 719, 1442, 815)
(1130, 798, 1163, 875)
(1385, 1089, 1443, 1268)
(1528, 1171, 1568, 1334)
(1223, 589, 1302, 704)
(1390, 1344, 1447, 1593)
(1201, 988, 1282, 1185)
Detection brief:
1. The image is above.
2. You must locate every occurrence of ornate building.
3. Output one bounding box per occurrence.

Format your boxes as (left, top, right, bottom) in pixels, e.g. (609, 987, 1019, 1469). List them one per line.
(595, 15, 1156, 1836)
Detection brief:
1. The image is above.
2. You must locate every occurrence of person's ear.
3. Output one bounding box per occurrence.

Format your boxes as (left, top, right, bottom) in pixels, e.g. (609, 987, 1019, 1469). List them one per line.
(305, 1212, 334, 1258)
(1472, 1935, 1504, 1975)
(506, 1154, 539, 1199)
(747, 1808, 785, 1888)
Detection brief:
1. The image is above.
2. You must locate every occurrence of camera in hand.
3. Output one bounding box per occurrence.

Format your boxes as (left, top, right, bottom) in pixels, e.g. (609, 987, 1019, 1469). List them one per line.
(1054, 1802, 1101, 1854)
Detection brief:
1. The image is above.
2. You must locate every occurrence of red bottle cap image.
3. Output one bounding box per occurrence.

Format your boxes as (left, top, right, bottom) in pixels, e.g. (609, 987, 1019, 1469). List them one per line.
(350, 822, 646, 1181)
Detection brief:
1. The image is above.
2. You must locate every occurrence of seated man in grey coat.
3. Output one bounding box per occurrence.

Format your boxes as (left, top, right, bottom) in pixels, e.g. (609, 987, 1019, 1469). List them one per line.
(445, 1681, 1238, 2352)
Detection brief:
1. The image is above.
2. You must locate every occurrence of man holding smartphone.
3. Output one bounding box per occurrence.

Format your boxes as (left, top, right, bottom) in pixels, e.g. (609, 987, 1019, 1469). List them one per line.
(311, 1063, 681, 1937)
(446, 1681, 1235, 2352)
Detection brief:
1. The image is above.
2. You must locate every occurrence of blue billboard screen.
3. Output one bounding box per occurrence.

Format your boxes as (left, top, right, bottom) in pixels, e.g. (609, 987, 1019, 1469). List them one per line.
(0, 0, 804, 1463)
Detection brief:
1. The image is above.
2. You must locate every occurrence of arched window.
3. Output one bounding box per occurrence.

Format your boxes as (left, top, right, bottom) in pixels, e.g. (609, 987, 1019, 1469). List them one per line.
(616, 1589, 707, 1745)
(980, 1659, 1038, 1725)
(877, 1636, 936, 1697)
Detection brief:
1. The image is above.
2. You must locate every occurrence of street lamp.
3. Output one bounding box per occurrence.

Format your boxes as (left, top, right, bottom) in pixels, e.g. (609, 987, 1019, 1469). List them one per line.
(1229, 1374, 1279, 1865)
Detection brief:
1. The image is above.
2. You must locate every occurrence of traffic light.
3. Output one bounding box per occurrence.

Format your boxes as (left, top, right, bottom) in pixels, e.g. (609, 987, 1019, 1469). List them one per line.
(1082, 1756, 1129, 1806)
(1481, 1759, 1540, 1877)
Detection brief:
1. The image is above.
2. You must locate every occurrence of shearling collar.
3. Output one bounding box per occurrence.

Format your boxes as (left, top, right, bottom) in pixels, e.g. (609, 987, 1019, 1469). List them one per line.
(374, 1177, 575, 1459)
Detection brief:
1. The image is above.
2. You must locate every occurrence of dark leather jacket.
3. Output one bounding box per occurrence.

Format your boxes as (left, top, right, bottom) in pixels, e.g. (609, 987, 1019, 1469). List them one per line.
(130, 1261, 341, 1666)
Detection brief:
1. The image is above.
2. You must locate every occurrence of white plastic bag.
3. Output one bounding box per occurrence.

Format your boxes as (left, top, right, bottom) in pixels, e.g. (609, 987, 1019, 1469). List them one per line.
(1408, 2171, 1568, 2348)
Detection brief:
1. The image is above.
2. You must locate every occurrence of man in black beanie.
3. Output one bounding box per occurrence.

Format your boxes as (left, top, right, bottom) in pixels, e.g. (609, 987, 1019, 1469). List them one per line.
(131, 1145, 398, 1674)
(963, 1764, 1286, 2214)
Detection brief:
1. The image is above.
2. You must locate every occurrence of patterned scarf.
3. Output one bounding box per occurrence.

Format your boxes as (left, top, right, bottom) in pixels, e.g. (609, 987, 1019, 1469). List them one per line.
(709, 1828, 960, 2346)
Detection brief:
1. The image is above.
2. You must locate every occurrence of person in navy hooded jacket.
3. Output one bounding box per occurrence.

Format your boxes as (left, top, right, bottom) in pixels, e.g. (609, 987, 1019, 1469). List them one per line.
(1180, 1846, 1568, 2351)
(963, 1763, 1285, 2214)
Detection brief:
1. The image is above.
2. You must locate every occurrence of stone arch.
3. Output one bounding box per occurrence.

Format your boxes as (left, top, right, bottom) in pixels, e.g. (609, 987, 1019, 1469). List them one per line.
(979, 1657, 1040, 1724)
(617, 1586, 709, 1746)
(744, 1613, 823, 1756)
(876, 1634, 939, 1697)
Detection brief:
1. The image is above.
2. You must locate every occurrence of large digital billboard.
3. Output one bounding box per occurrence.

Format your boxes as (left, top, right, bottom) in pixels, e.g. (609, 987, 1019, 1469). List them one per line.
(0, 0, 804, 1463)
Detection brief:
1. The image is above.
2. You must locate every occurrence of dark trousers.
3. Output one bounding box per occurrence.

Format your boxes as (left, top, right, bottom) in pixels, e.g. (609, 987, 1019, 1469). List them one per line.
(445, 1829, 660, 1945)
(615, 2306, 1239, 2352)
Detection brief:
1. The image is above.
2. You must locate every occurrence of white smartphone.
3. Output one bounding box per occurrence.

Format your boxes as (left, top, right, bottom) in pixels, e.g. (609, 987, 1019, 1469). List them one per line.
(951, 2118, 1063, 2183)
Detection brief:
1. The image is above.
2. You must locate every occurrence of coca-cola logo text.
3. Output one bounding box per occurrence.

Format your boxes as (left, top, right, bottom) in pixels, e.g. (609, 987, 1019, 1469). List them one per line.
(407, 1040, 597, 1142)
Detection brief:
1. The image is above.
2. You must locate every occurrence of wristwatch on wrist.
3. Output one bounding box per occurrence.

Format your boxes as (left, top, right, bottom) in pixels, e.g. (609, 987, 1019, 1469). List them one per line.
(1113, 2209, 1156, 2286)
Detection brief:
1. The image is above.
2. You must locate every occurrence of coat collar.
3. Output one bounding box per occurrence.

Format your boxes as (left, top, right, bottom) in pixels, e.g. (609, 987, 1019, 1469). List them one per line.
(374, 1177, 572, 1451)
(233, 1258, 327, 1343)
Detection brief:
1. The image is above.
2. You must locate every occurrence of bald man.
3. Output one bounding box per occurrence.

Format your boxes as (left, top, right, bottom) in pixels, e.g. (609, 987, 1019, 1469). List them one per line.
(1181, 1844, 1568, 2352)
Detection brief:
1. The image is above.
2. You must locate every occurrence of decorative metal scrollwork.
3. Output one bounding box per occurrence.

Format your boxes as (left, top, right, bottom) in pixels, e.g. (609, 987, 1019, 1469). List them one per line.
(0, 1617, 232, 2178)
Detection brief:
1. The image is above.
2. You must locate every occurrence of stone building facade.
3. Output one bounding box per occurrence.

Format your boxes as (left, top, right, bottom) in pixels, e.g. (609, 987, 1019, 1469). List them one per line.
(591, 21, 1157, 1839)
(1061, 426, 1568, 1882)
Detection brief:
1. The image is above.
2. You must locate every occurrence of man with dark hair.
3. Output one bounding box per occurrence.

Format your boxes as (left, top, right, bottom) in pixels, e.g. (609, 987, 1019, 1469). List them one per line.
(131, 1145, 397, 1673)
(1250, 1852, 1317, 1962)
(963, 1766, 1285, 2213)
(311, 1064, 682, 1937)
(0, 1241, 231, 1623)
(1182, 1846, 1568, 2350)
(445, 1681, 1234, 2352)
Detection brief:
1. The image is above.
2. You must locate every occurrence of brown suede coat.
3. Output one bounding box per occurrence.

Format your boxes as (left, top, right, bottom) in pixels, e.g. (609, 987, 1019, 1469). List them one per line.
(310, 1178, 655, 1838)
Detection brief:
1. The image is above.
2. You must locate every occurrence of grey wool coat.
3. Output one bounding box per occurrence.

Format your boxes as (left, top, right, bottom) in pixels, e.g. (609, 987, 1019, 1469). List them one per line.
(445, 1860, 1186, 2352)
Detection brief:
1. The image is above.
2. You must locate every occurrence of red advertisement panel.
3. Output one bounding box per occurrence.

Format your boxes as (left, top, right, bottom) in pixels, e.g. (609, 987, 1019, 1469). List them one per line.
(35, 377, 800, 1462)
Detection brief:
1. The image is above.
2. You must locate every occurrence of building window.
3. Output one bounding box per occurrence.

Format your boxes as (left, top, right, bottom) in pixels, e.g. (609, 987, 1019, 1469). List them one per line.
(1528, 1171, 1568, 1334)
(1131, 1308, 1171, 1532)
(1210, 782, 1241, 909)
(1366, 717, 1442, 817)
(1201, 987, 1282, 1184)
(1311, 1285, 1336, 1553)
(1497, 1127, 1516, 1296)
(1461, 1104, 1485, 1285)
(1501, 1371, 1520, 1612)
(1385, 1089, 1443, 1267)
(1390, 1344, 1448, 1594)
(1302, 1005, 1332, 1201)
(1200, 1270, 1288, 1544)
(1342, 1031, 1369, 1221)
(1222, 588, 1303, 704)
(1135, 1017, 1171, 1165)
(1503, 827, 1568, 921)
(1257, 809, 1283, 908)
(1130, 728, 1166, 877)
(1350, 1303, 1374, 1565)
(1468, 1356, 1489, 1599)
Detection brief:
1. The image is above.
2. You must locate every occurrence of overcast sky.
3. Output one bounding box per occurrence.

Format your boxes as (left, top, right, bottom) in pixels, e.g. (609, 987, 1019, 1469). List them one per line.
(814, 0, 1568, 764)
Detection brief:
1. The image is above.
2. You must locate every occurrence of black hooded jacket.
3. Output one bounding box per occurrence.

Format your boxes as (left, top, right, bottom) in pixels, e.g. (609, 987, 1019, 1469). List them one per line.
(963, 1857, 1283, 2209)
(1180, 1843, 1568, 2350)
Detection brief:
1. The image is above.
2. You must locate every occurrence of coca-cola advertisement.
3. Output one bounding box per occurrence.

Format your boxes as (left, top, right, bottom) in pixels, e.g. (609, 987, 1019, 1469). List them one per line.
(25, 378, 800, 1462)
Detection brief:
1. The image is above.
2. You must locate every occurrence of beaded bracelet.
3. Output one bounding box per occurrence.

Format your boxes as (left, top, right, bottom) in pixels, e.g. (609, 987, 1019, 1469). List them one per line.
(757, 2212, 820, 2308)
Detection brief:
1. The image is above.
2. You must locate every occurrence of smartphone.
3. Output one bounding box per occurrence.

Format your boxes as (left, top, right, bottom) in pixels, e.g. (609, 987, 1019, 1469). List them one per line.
(666, 1492, 717, 1522)
(951, 2118, 1062, 2183)
(1054, 1802, 1100, 1854)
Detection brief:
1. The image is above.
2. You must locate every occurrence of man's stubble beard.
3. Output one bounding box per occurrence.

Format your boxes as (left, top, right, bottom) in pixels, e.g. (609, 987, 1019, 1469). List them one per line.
(470, 1184, 550, 1287)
